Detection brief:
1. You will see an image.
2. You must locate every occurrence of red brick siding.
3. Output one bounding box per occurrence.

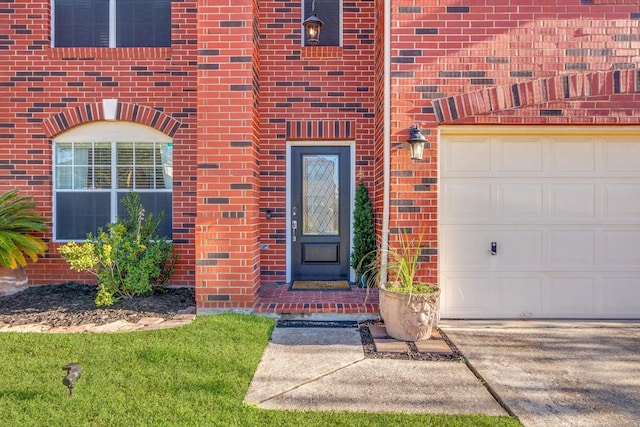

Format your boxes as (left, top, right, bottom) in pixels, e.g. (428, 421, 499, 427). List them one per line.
(195, 1, 261, 310)
(390, 1, 640, 285)
(2, 1, 198, 287)
(10, 0, 638, 309)
(258, 1, 377, 286)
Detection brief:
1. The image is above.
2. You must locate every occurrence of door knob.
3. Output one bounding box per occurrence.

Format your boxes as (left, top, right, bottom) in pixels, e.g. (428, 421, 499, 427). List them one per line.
(490, 241, 497, 255)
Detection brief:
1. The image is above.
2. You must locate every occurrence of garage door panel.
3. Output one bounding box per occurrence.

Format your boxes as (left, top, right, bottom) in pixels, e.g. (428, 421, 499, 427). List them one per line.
(496, 230, 543, 268)
(603, 184, 640, 219)
(603, 230, 640, 265)
(498, 276, 544, 316)
(441, 128, 640, 319)
(442, 182, 492, 220)
(549, 276, 596, 315)
(551, 139, 596, 173)
(550, 230, 595, 266)
(604, 140, 640, 172)
(602, 277, 640, 314)
(499, 184, 543, 218)
(443, 137, 492, 174)
(550, 184, 596, 219)
(498, 138, 544, 173)
(441, 273, 496, 316)
(441, 228, 493, 269)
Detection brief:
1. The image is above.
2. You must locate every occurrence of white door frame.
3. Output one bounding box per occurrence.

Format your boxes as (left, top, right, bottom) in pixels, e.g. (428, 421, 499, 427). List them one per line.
(285, 140, 356, 283)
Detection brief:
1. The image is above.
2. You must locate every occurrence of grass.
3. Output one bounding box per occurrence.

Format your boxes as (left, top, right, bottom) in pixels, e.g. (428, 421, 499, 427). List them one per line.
(0, 315, 522, 426)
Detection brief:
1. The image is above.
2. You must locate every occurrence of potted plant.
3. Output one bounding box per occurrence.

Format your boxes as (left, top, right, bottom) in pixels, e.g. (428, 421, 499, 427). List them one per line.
(0, 189, 48, 296)
(350, 179, 376, 287)
(362, 229, 440, 341)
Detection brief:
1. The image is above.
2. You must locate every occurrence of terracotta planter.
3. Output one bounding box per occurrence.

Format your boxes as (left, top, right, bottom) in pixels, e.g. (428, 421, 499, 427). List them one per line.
(0, 266, 29, 297)
(379, 283, 441, 341)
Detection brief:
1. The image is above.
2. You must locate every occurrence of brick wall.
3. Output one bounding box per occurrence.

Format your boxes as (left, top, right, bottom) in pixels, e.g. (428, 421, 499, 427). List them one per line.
(9, 0, 636, 308)
(2, 1, 198, 286)
(195, 1, 261, 311)
(3, 0, 377, 311)
(390, 0, 640, 284)
(257, 0, 377, 286)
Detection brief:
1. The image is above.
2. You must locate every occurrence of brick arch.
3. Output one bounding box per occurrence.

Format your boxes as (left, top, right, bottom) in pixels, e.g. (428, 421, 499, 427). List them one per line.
(432, 69, 640, 124)
(41, 101, 181, 138)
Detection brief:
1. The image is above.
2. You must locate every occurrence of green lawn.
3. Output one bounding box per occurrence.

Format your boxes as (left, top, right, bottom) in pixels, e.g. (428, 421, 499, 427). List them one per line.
(0, 315, 521, 426)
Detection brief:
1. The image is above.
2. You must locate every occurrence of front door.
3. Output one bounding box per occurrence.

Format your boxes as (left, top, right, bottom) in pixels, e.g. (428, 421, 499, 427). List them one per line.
(291, 146, 351, 281)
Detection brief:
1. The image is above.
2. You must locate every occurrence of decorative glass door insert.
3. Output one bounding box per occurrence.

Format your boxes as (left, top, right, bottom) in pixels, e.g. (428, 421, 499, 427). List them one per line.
(302, 155, 339, 235)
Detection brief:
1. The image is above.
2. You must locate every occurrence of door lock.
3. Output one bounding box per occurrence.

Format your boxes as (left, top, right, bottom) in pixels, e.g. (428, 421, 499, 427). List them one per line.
(292, 220, 297, 242)
(490, 241, 497, 255)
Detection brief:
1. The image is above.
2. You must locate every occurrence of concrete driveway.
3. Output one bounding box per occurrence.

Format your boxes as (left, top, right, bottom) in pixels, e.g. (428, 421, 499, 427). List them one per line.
(442, 321, 640, 427)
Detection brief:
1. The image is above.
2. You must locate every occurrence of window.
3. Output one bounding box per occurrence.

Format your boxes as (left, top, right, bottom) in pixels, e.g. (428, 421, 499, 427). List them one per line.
(54, 137, 173, 241)
(53, 0, 171, 47)
(303, 0, 341, 47)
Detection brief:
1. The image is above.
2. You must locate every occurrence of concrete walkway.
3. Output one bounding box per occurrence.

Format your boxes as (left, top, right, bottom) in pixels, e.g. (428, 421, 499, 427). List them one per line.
(246, 320, 640, 426)
(244, 325, 506, 416)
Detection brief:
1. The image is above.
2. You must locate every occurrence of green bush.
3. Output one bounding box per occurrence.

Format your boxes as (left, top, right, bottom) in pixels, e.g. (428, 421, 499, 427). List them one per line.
(59, 192, 177, 306)
(350, 179, 376, 286)
(0, 189, 48, 269)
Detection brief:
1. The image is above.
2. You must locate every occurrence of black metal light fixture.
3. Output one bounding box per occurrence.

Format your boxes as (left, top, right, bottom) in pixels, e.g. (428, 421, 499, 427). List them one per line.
(407, 125, 428, 160)
(303, 0, 324, 45)
(62, 363, 82, 396)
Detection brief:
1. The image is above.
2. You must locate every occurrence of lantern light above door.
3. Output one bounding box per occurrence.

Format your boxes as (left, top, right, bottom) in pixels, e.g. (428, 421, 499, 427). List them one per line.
(303, 0, 324, 45)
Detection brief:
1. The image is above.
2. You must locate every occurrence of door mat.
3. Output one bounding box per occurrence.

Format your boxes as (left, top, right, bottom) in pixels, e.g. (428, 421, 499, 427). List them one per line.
(290, 280, 351, 290)
(277, 320, 358, 328)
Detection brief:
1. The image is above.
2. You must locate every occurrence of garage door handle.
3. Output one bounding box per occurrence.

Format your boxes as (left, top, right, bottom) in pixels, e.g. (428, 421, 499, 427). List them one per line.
(491, 242, 497, 255)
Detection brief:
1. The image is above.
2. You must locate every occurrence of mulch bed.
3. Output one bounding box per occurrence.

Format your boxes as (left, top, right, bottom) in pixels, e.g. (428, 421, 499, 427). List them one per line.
(359, 320, 464, 362)
(2, 285, 462, 362)
(0, 282, 196, 328)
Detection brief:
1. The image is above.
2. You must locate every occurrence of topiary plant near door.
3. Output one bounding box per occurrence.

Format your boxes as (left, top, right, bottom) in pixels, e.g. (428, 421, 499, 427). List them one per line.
(350, 179, 376, 287)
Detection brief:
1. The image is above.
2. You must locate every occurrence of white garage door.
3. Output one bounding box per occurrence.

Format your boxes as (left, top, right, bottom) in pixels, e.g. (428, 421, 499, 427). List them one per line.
(440, 127, 640, 319)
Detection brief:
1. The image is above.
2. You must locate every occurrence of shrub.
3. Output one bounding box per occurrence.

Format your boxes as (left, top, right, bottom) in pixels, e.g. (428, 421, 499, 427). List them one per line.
(59, 192, 177, 306)
(350, 179, 376, 286)
(0, 189, 48, 269)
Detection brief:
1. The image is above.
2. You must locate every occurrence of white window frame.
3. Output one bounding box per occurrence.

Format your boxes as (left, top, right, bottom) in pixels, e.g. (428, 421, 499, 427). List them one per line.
(52, 121, 173, 241)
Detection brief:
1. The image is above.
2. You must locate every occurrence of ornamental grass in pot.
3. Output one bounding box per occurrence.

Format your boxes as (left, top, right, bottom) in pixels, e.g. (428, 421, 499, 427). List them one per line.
(361, 229, 440, 341)
(0, 189, 48, 296)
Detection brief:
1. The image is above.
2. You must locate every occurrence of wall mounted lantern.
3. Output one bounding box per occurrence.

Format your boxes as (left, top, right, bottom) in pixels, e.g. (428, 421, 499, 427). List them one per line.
(407, 125, 428, 160)
(303, 0, 324, 45)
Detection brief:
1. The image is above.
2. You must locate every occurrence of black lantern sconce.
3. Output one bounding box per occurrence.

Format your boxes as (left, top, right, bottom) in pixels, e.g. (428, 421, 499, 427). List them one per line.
(407, 125, 428, 160)
(303, 0, 324, 45)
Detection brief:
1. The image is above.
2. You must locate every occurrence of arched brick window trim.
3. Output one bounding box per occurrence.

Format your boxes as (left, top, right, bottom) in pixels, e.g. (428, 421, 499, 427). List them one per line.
(41, 101, 181, 138)
(432, 69, 639, 124)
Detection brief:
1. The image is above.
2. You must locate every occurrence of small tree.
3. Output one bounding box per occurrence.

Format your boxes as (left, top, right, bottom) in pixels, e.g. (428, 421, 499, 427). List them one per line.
(59, 192, 177, 306)
(350, 179, 376, 287)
